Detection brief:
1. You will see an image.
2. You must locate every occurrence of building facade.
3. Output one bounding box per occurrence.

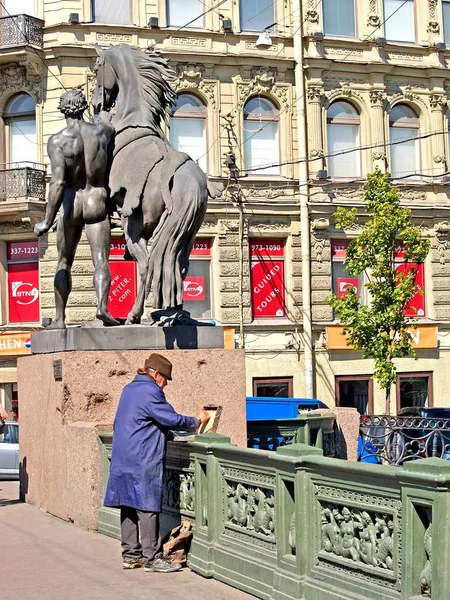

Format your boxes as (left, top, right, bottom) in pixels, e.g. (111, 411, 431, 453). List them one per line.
(1, 0, 450, 418)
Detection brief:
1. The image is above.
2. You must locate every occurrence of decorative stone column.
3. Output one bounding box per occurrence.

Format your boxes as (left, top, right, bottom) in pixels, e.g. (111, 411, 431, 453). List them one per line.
(429, 94, 447, 176)
(369, 90, 387, 172)
(307, 85, 324, 174)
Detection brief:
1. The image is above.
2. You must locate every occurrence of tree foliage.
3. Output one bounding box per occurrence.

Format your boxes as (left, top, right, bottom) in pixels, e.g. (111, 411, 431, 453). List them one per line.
(327, 169, 430, 413)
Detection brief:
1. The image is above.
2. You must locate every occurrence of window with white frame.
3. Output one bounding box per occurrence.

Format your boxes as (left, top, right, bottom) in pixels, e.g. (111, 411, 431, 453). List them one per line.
(3, 94, 36, 167)
(240, 0, 275, 32)
(244, 97, 280, 176)
(91, 0, 131, 24)
(167, 0, 204, 27)
(389, 104, 420, 179)
(448, 113, 450, 162)
(170, 94, 207, 172)
(327, 101, 361, 178)
(384, 0, 415, 43)
(444, 1, 450, 46)
(4, 0, 34, 15)
(323, 0, 356, 38)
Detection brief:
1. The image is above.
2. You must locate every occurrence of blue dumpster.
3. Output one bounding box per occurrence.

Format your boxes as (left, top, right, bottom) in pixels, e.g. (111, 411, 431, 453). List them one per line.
(246, 397, 328, 420)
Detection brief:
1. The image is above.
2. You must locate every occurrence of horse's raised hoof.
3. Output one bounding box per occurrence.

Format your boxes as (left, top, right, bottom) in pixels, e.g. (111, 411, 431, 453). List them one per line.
(97, 310, 121, 327)
(125, 312, 141, 325)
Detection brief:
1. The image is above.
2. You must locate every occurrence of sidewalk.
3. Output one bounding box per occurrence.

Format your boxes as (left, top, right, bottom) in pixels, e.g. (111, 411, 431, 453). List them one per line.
(0, 481, 253, 600)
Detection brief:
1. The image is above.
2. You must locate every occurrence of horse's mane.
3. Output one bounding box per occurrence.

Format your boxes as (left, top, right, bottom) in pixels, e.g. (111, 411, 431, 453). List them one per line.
(111, 44, 178, 136)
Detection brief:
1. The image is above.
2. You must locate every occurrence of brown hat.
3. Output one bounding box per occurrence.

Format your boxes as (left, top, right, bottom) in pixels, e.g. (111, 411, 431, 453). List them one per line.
(144, 353, 173, 380)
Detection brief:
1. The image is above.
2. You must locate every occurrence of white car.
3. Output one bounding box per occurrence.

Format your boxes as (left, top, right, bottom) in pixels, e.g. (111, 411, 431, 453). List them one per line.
(0, 421, 19, 479)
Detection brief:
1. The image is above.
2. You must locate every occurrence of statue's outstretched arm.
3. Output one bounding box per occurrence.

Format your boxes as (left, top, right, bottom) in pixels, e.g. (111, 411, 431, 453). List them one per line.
(35, 137, 66, 237)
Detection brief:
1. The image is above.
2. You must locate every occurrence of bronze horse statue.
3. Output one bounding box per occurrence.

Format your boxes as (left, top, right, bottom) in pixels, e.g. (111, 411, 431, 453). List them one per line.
(92, 44, 222, 324)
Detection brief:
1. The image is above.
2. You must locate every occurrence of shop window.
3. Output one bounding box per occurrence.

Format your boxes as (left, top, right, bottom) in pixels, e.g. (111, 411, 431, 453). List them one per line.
(3, 93, 36, 167)
(327, 101, 361, 178)
(397, 373, 432, 411)
(240, 0, 275, 32)
(384, 0, 415, 43)
(170, 94, 207, 172)
(167, 0, 204, 27)
(331, 241, 365, 304)
(250, 238, 285, 318)
(444, 1, 450, 46)
(7, 240, 40, 324)
(336, 376, 373, 415)
(183, 238, 212, 319)
(92, 0, 131, 24)
(389, 104, 420, 179)
(107, 237, 137, 320)
(244, 97, 280, 176)
(394, 242, 425, 317)
(253, 377, 293, 398)
(323, 0, 355, 38)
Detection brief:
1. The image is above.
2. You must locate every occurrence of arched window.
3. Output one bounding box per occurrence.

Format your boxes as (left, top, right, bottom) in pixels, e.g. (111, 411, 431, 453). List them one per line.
(3, 93, 36, 167)
(327, 101, 361, 178)
(389, 104, 420, 179)
(170, 93, 207, 172)
(243, 97, 279, 175)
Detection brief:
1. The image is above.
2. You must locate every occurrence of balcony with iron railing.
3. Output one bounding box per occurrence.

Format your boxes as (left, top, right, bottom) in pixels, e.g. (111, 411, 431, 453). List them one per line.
(0, 14, 44, 48)
(0, 164, 46, 202)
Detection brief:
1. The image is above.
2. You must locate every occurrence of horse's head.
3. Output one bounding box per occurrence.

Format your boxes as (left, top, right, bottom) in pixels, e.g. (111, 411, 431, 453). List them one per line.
(92, 46, 119, 114)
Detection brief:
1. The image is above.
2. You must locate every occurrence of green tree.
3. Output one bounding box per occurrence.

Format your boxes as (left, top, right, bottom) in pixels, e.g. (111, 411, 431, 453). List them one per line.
(327, 169, 430, 414)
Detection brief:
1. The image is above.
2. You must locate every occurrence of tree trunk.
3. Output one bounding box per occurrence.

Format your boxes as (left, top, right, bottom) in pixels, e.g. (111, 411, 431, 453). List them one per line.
(385, 387, 391, 415)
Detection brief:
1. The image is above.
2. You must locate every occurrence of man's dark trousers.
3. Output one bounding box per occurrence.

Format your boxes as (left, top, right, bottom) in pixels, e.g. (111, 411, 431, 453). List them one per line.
(120, 506, 160, 561)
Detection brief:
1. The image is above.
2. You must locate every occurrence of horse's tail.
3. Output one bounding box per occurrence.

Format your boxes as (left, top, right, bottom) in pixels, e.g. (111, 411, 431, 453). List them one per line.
(146, 163, 208, 308)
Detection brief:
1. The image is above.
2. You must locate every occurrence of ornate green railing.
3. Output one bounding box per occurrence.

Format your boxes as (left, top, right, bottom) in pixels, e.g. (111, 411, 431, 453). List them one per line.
(98, 431, 450, 599)
(247, 413, 336, 454)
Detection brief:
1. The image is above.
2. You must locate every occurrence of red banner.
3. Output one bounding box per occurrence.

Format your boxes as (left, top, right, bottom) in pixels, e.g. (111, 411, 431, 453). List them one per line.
(107, 261, 137, 319)
(250, 239, 285, 259)
(183, 276, 205, 301)
(395, 262, 425, 317)
(337, 277, 359, 299)
(110, 237, 127, 258)
(191, 239, 211, 257)
(251, 261, 285, 317)
(7, 241, 38, 262)
(8, 262, 40, 323)
(331, 240, 350, 259)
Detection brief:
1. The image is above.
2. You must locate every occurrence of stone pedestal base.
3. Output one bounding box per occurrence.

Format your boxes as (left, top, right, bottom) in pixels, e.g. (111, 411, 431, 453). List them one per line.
(18, 340, 246, 530)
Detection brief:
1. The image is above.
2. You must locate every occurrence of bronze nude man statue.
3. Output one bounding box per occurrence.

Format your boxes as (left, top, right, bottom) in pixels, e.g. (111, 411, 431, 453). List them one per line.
(34, 89, 119, 328)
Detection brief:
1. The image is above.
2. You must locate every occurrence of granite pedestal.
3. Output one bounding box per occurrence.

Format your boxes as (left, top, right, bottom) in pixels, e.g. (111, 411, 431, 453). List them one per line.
(18, 325, 246, 531)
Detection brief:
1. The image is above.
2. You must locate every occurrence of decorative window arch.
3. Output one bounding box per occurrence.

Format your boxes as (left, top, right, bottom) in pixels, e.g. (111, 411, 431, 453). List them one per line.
(327, 100, 361, 178)
(243, 96, 280, 176)
(3, 93, 36, 167)
(170, 92, 207, 173)
(389, 103, 420, 179)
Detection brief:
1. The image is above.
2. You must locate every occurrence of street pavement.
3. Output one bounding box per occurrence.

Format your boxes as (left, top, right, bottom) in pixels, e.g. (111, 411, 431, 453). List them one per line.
(0, 481, 253, 600)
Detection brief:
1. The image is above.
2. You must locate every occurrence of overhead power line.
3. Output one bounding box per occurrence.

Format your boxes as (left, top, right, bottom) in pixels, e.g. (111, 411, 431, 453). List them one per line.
(242, 128, 447, 174)
(237, 0, 413, 154)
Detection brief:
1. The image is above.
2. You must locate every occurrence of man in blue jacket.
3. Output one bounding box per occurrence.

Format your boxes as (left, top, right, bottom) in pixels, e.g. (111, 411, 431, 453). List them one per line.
(104, 353, 210, 573)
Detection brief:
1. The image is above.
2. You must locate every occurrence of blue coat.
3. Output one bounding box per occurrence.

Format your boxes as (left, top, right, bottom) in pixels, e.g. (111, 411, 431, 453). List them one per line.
(104, 374, 197, 512)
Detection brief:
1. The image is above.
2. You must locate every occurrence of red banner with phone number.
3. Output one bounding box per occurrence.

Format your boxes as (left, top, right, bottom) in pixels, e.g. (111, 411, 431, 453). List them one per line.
(8, 262, 40, 323)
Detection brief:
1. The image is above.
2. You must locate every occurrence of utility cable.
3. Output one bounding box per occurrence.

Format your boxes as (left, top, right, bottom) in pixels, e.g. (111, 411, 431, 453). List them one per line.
(237, 0, 413, 156)
(196, 0, 323, 163)
(241, 128, 447, 174)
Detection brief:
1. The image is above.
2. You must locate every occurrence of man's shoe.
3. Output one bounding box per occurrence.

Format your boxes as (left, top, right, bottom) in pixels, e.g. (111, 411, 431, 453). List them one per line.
(144, 556, 182, 573)
(123, 556, 145, 569)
